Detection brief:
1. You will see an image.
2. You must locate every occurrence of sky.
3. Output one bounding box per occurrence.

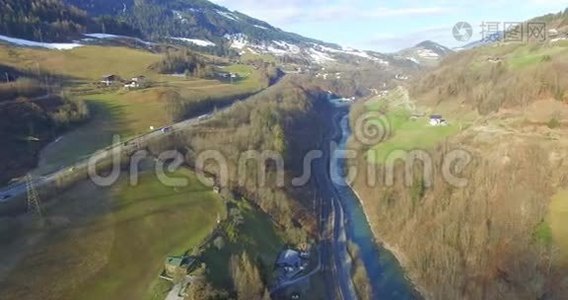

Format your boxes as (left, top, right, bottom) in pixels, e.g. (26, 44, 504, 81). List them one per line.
(211, 0, 567, 52)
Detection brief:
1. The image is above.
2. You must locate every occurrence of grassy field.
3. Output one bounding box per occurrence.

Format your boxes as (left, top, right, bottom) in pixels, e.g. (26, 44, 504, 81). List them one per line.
(0, 45, 161, 80)
(549, 190, 568, 263)
(200, 199, 285, 289)
(508, 44, 568, 69)
(0, 43, 264, 176)
(240, 51, 278, 64)
(0, 167, 225, 300)
(363, 105, 460, 164)
(33, 98, 125, 175)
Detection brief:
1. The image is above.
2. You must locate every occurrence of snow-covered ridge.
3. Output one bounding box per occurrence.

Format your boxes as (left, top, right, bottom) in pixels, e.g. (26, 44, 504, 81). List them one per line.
(226, 35, 302, 56)
(224, 34, 395, 65)
(170, 37, 215, 47)
(0, 34, 82, 50)
(313, 44, 389, 65)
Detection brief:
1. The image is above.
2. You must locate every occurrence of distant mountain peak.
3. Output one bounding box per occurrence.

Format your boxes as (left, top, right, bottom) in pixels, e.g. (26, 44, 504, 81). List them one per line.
(414, 40, 452, 54)
(415, 40, 438, 48)
(397, 40, 453, 66)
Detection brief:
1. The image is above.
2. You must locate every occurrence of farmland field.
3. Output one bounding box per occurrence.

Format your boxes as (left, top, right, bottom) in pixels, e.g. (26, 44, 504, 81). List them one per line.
(0, 167, 225, 300)
(3, 44, 264, 177)
(363, 107, 459, 164)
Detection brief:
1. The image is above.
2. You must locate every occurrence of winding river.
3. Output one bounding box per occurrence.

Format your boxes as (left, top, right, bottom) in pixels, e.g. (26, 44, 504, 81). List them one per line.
(330, 104, 418, 299)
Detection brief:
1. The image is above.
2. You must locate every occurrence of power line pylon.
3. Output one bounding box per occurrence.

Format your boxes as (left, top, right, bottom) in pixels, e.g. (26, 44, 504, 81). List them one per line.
(25, 174, 43, 219)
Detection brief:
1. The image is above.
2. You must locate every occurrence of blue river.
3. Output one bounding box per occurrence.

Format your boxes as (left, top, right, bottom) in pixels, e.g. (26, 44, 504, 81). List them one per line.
(331, 109, 419, 299)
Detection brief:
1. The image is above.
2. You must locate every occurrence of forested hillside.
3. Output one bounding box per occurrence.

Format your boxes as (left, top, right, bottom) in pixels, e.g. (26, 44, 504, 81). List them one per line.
(64, 0, 330, 45)
(0, 0, 138, 42)
(147, 76, 331, 241)
(0, 0, 89, 41)
(348, 12, 568, 298)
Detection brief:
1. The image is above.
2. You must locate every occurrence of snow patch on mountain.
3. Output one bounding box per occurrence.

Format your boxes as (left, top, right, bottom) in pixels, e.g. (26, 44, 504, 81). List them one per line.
(170, 37, 215, 47)
(216, 10, 239, 21)
(406, 57, 420, 64)
(225, 34, 248, 49)
(343, 48, 389, 64)
(313, 44, 342, 53)
(0, 34, 83, 50)
(83, 33, 154, 45)
(272, 41, 301, 54)
(223, 33, 397, 66)
(172, 10, 188, 24)
(416, 48, 439, 58)
(309, 48, 335, 63)
(312, 44, 389, 65)
(254, 25, 268, 30)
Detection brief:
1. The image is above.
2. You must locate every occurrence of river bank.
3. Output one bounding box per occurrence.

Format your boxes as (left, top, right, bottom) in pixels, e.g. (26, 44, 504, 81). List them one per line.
(331, 108, 417, 299)
(347, 181, 430, 299)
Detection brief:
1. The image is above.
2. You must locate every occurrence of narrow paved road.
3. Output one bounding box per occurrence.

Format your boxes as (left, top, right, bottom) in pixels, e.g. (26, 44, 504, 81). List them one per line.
(0, 113, 209, 205)
(0, 72, 284, 204)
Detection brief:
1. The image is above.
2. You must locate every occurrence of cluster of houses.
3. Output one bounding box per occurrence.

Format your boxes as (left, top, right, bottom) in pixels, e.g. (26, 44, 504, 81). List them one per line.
(100, 74, 147, 89)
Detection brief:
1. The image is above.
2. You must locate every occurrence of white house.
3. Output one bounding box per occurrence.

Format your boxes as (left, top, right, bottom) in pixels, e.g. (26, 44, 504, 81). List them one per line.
(124, 81, 139, 89)
(429, 115, 448, 126)
(101, 74, 118, 86)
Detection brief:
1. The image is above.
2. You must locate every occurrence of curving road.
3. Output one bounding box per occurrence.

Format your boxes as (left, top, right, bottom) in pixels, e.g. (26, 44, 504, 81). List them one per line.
(0, 113, 210, 206)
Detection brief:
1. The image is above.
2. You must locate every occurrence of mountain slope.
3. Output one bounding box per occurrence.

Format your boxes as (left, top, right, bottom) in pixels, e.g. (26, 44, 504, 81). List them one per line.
(0, 0, 450, 72)
(64, 0, 334, 47)
(459, 8, 568, 50)
(348, 12, 568, 299)
(398, 40, 453, 65)
(0, 0, 139, 42)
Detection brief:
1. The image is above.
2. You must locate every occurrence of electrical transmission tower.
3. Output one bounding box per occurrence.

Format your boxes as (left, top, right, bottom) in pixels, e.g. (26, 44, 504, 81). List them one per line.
(25, 174, 43, 219)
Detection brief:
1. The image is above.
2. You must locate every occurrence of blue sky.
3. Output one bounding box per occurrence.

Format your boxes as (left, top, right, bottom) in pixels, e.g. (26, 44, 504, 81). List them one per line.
(212, 0, 567, 52)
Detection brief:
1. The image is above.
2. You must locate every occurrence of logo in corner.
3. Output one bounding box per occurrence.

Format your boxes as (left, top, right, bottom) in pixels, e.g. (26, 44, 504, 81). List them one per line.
(452, 22, 473, 42)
